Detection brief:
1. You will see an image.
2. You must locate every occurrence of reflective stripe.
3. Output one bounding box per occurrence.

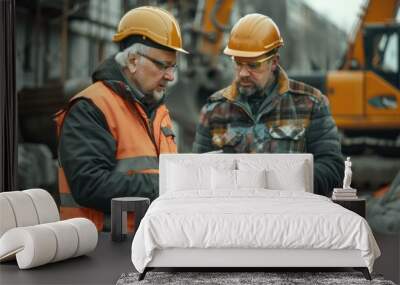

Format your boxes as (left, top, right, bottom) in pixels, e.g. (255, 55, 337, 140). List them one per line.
(60, 193, 81, 208)
(126, 169, 159, 175)
(115, 156, 159, 173)
(161, 126, 175, 137)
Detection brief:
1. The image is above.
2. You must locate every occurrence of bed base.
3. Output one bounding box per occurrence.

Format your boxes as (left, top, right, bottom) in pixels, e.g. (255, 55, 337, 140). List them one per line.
(138, 267, 371, 281)
(138, 248, 372, 281)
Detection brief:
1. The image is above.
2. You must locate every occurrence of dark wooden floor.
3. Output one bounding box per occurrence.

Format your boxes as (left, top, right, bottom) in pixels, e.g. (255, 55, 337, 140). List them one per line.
(373, 233, 400, 284)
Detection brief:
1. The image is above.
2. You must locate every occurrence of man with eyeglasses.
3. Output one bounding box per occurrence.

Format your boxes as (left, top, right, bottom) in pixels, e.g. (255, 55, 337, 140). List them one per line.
(193, 13, 344, 197)
(55, 6, 188, 231)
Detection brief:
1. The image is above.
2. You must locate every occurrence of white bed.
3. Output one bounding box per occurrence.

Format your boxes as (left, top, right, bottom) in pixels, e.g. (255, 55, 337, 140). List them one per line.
(131, 154, 380, 280)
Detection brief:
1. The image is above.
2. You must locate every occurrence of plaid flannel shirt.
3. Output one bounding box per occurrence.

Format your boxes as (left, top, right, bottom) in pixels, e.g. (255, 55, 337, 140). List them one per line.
(193, 66, 344, 196)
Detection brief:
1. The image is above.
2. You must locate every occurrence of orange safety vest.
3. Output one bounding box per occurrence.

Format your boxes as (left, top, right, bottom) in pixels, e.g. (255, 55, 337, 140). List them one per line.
(55, 82, 177, 231)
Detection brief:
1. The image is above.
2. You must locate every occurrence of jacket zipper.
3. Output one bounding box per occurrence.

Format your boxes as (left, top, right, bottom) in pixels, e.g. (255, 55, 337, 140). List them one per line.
(147, 118, 160, 157)
(232, 101, 256, 124)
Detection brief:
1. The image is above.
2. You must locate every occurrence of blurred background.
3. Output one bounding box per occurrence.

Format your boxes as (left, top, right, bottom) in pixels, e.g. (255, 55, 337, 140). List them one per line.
(15, 0, 399, 198)
(12, 0, 400, 281)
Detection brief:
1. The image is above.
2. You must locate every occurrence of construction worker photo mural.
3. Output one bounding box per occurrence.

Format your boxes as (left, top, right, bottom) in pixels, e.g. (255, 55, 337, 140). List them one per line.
(193, 13, 344, 196)
(55, 6, 188, 231)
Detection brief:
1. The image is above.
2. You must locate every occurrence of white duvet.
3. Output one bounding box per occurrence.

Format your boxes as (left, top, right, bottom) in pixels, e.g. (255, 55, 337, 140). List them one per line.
(131, 190, 380, 273)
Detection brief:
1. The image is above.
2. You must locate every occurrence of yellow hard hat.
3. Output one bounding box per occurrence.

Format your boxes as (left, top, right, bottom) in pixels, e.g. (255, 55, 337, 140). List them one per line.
(113, 6, 188, 54)
(224, 13, 283, 58)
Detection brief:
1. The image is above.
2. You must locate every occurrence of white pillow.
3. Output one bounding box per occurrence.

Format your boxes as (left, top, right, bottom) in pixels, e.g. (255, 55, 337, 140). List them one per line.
(237, 159, 308, 192)
(211, 168, 237, 190)
(167, 162, 211, 191)
(267, 167, 306, 191)
(211, 169, 268, 190)
(237, 169, 267, 189)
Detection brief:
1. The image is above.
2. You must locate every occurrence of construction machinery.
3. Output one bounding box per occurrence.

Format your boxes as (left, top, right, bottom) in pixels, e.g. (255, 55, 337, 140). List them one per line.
(297, 0, 400, 156)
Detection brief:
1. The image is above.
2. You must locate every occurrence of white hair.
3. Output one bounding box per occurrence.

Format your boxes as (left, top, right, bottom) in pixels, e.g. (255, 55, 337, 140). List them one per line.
(114, 43, 150, 67)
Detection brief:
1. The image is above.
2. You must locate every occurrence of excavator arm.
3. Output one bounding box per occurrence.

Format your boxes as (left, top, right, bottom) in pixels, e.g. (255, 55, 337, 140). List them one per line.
(342, 0, 399, 69)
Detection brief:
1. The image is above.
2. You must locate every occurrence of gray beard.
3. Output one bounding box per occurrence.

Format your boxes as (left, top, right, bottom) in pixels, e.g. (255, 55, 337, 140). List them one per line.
(238, 85, 263, 97)
(124, 71, 165, 104)
(152, 89, 164, 102)
(237, 73, 276, 97)
(142, 89, 165, 107)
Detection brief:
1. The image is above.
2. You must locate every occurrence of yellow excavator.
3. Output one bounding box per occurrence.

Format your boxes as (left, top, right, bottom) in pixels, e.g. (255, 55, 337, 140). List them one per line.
(300, 0, 400, 156)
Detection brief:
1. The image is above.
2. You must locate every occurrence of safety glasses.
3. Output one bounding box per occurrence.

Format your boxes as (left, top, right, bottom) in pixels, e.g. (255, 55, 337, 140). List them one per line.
(137, 52, 177, 73)
(232, 54, 274, 72)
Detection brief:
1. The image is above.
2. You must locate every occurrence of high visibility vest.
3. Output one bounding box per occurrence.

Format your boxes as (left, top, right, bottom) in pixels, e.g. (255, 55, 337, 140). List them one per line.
(55, 82, 177, 231)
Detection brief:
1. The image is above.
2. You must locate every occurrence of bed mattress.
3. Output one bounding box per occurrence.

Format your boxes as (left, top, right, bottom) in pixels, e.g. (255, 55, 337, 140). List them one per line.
(131, 190, 380, 273)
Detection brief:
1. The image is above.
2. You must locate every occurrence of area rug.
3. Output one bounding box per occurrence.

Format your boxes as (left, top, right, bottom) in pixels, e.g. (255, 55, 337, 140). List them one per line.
(116, 271, 395, 285)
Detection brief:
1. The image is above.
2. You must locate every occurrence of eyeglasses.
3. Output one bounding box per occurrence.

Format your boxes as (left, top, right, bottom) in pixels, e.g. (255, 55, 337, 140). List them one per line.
(232, 55, 274, 72)
(137, 52, 177, 73)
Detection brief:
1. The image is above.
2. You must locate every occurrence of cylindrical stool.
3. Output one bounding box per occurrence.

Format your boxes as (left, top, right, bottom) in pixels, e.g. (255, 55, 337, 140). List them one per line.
(111, 197, 150, 242)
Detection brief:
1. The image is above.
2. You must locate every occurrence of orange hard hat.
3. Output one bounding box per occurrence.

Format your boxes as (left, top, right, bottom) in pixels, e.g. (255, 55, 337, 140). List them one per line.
(113, 6, 188, 54)
(224, 13, 284, 58)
